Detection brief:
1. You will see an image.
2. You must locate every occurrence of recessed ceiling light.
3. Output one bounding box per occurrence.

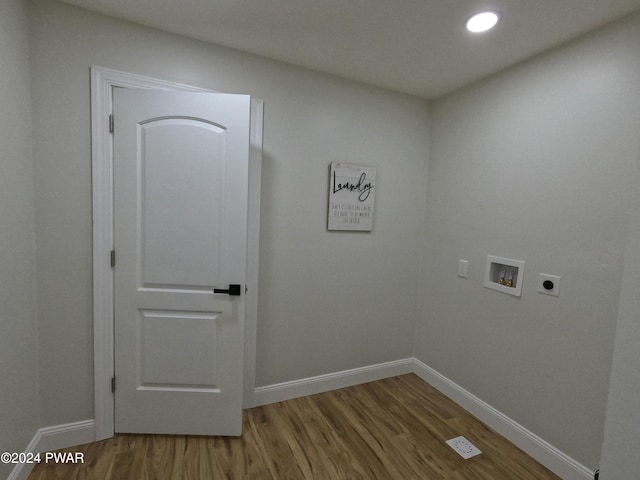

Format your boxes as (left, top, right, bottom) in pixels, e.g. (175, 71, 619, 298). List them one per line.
(466, 11, 500, 33)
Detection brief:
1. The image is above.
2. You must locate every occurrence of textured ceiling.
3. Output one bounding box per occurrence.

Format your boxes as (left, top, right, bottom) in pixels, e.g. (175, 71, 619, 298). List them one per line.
(59, 0, 640, 98)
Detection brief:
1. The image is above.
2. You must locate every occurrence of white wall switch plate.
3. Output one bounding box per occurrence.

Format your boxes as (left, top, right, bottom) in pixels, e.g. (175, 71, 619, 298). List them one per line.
(458, 259, 469, 278)
(537, 273, 560, 297)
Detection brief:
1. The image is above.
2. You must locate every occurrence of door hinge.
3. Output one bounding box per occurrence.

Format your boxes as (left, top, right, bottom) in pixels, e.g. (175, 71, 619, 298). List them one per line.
(109, 114, 114, 133)
(111, 376, 116, 393)
(110, 250, 116, 267)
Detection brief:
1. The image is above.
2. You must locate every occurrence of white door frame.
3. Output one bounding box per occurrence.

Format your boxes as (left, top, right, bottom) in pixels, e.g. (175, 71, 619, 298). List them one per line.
(91, 66, 262, 441)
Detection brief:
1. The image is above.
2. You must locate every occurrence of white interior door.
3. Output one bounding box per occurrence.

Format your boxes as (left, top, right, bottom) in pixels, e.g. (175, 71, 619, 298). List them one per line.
(113, 89, 250, 436)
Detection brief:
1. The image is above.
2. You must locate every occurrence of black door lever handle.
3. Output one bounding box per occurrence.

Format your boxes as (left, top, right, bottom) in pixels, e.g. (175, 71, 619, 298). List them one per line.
(213, 284, 242, 296)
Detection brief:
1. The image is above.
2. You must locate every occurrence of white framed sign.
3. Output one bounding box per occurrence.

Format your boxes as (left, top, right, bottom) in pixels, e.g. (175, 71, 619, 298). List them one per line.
(328, 162, 376, 231)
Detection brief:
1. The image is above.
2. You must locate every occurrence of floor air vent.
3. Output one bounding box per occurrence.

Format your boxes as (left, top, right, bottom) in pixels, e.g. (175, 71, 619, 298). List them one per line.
(446, 436, 482, 459)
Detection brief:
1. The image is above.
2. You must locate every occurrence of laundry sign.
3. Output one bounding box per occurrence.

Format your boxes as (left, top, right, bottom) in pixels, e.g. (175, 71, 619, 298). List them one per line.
(328, 162, 376, 231)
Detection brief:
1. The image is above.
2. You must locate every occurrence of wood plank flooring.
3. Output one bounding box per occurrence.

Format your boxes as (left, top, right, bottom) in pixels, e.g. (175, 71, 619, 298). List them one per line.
(28, 374, 561, 479)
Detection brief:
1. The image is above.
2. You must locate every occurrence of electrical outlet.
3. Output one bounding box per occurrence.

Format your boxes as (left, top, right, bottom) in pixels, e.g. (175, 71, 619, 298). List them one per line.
(537, 273, 560, 297)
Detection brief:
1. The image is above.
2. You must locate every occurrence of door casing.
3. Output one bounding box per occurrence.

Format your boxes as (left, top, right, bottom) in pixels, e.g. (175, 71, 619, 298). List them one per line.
(91, 66, 263, 441)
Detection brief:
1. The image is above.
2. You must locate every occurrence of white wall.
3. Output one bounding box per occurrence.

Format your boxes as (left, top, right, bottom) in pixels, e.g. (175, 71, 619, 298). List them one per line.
(0, 0, 40, 476)
(28, 0, 429, 426)
(414, 13, 640, 469)
(599, 163, 640, 478)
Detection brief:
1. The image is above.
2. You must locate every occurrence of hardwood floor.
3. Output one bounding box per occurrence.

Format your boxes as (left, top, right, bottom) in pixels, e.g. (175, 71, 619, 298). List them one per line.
(28, 374, 561, 479)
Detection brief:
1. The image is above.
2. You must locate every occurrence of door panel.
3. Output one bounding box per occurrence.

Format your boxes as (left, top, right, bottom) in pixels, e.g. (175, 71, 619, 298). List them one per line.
(140, 117, 225, 289)
(113, 89, 250, 436)
(138, 309, 220, 389)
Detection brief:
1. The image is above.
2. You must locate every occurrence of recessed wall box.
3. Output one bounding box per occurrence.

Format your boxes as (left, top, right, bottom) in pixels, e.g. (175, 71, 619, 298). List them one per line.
(484, 255, 525, 297)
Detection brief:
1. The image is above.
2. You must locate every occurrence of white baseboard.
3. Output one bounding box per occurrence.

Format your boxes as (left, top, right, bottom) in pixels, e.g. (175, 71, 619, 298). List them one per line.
(253, 358, 414, 407)
(8, 420, 95, 480)
(9, 360, 593, 480)
(411, 358, 594, 480)
(254, 357, 593, 480)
